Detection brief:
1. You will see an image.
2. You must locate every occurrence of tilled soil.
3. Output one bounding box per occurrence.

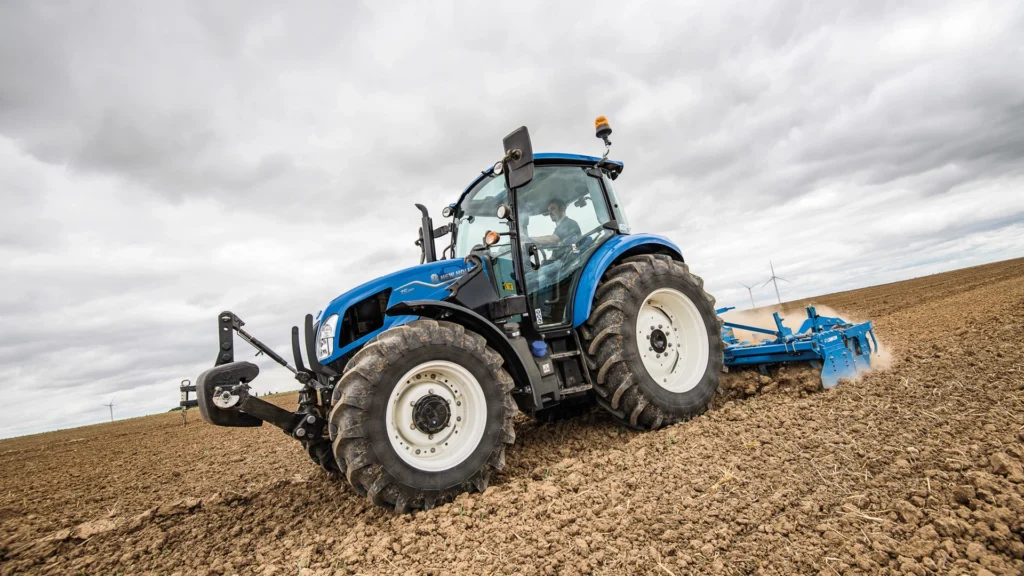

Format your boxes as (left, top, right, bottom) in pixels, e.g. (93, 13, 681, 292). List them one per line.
(2, 258, 1023, 575)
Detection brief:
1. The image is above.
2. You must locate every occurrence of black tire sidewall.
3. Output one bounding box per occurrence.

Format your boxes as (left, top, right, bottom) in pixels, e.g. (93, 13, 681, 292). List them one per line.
(620, 268, 722, 414)
(365, 344, 506, 492)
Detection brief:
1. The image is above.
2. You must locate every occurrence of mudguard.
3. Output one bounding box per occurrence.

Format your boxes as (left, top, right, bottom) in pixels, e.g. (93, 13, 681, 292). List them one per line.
(387, 300, 544, 408)
(571, 233, 684, 327)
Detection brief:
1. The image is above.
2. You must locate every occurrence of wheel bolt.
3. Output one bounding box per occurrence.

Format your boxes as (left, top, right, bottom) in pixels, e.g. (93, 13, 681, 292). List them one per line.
(456, 401, 461, 406)
(428, 389, 434, 394)
(410, 423, 416, 430)
(430, 448, 435, 453)
(428, 434, 434, 440)
(457, 416, 462, 422)
(410, 400, 416, 406)
(416, 449, 421, 454)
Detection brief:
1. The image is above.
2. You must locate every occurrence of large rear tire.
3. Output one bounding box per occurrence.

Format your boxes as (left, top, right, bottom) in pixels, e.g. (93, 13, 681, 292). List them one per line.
(582, 254, 723, 429)
(328, 319, 516, 513)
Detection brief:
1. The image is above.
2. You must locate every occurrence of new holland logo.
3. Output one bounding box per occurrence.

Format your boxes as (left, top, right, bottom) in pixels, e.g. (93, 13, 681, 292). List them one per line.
(431, 268, 470, 283)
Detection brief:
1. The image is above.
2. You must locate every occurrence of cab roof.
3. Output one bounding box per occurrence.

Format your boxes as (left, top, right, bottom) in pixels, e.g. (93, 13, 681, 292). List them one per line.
(457, 152, 623, 205)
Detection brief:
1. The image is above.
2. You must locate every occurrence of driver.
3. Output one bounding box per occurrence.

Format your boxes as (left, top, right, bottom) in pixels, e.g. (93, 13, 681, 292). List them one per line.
(524, 198, 581, 324)
(532, 199, 581, 251)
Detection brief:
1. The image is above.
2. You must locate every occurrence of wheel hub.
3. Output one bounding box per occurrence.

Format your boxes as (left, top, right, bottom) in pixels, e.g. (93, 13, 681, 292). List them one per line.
(412, 394, 450, 434)
(650, 328, 668, 353)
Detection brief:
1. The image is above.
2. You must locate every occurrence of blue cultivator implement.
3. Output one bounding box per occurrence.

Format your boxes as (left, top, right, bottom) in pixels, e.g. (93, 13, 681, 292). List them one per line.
(716, 305, 878, 389)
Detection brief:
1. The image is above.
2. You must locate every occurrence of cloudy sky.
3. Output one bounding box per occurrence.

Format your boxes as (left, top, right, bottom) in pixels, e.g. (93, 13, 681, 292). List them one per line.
(2, 1, 1022, 438)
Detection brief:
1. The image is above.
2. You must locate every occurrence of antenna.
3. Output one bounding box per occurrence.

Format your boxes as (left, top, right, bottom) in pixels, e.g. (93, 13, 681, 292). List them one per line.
(738, 282, 757, 309)
(101, 396, 115, 423)
(761, 260, 790, 305)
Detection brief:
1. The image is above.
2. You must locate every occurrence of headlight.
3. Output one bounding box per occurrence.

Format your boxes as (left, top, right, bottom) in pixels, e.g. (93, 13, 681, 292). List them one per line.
(317, 314, 338, 361)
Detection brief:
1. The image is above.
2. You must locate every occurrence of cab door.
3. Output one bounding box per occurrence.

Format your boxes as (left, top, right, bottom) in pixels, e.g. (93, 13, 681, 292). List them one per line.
(514, 165, 615, 328)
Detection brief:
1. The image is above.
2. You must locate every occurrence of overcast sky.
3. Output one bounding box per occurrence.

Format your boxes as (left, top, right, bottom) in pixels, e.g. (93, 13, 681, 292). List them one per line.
(2, 1, 1022, 438)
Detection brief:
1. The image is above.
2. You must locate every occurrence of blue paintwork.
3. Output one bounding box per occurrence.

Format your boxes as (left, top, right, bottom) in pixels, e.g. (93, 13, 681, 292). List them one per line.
(317, 258, 473, 364)
(570, 233, 684, 327)
(718, 305, 877, 389)
(456, 153, 625, 207)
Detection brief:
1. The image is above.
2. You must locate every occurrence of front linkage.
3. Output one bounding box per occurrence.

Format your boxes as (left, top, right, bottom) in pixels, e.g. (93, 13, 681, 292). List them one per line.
(195, 311, 335, 447)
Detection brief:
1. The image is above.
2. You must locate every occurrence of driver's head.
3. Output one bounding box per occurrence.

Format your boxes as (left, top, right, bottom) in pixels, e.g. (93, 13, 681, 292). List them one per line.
(546, 199, 566, 223)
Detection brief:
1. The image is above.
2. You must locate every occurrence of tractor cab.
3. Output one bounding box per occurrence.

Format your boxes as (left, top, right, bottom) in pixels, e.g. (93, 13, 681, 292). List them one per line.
(451, 154, 627, 328)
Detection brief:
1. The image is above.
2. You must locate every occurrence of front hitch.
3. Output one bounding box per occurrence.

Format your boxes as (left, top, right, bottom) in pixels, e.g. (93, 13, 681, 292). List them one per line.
(195, 361, 328, 440)
(194, 311, 330, 441)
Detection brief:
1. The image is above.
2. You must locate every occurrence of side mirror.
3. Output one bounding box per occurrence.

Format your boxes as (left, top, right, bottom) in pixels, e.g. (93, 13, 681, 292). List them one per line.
(501, 126, 534, 190)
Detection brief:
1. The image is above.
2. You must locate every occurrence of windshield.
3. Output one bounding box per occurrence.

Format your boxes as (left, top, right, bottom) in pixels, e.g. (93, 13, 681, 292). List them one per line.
(454, 174, 510, 258)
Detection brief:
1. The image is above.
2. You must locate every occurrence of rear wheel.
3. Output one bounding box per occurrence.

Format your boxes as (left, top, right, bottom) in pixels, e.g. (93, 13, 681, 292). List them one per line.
(328, 320, 516, 512)
(583, 254, 723, 429)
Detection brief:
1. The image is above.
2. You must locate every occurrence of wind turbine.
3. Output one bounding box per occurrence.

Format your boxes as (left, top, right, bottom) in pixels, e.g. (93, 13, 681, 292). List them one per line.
(102, 396, 115, 423)
(762, 260, 790, 305)
(738, 282, 757, 309)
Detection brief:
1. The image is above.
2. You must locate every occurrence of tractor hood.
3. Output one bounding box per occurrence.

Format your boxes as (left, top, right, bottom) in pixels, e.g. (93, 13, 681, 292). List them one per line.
(316, 258, 474, 365)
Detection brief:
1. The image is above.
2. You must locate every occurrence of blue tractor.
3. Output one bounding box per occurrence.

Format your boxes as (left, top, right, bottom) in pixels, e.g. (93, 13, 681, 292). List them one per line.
(194, 119, 731, 512)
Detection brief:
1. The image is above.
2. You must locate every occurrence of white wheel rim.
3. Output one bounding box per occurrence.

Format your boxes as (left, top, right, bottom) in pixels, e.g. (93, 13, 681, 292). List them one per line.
(385, 360, 487, 472)
(636, 287, 709, 393)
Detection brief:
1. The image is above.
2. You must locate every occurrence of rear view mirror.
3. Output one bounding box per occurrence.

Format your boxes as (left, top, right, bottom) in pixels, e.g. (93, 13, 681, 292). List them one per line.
(502, 126, 534, 190)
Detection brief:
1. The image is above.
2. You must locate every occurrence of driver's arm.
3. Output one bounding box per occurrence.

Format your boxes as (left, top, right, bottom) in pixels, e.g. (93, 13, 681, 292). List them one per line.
(531, 233, 560, 246)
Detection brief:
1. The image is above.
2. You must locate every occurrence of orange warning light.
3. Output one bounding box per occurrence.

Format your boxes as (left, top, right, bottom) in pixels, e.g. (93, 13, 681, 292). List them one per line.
(595, 116, 612, 139)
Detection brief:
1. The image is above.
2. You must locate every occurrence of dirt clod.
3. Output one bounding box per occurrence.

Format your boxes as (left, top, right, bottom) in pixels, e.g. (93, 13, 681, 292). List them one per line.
(990, 453, 1024, 483)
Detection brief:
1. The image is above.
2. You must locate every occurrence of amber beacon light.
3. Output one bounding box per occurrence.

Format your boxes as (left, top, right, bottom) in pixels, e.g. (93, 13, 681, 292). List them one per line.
(594, 116, 612, 140)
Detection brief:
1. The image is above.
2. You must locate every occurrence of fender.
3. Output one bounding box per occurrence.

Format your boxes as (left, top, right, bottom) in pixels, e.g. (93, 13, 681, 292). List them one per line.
(386, 301, 542, 406)
(571, 233, 684, 327)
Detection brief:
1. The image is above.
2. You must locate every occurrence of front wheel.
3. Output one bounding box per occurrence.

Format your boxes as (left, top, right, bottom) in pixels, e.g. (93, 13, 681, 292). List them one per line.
(583, 254, 723, 429)
(328, 320, 516, 513)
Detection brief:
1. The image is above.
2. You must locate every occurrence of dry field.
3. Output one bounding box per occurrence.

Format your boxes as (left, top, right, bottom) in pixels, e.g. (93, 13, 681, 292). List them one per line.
(2, 258, 1023, 575)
